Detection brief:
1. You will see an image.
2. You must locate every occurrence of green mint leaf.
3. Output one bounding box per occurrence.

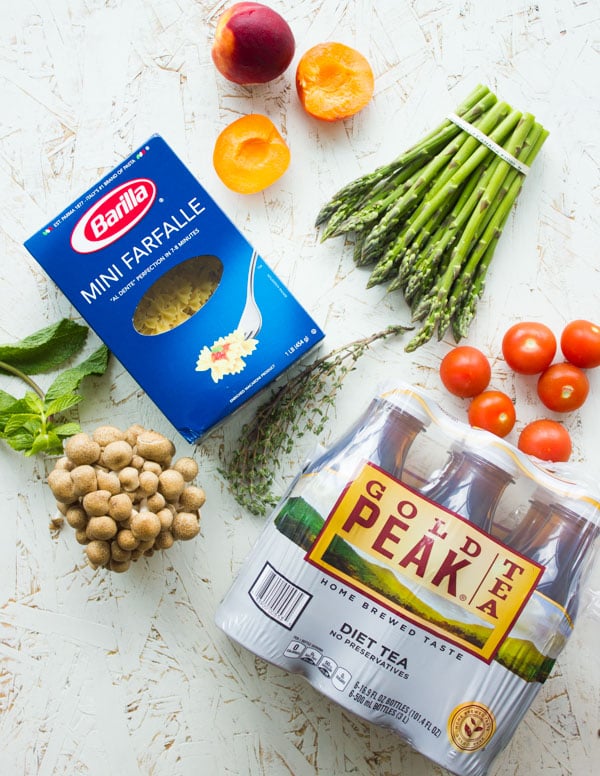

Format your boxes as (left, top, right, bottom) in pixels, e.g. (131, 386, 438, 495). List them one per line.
(45, 344, 110, 402)
(0, 328, 110, 458)
(23, 392, 44, 414)
(3, 413, 42, 434)
(3, 432, 35, 452)
(0, 318, 88, 375)
(51, 421, 81, 438)
(45, 393, 83, 417)
(29, 430, 64, 456)
(0, 389, 17, 411)
(0, 395, 35, 425)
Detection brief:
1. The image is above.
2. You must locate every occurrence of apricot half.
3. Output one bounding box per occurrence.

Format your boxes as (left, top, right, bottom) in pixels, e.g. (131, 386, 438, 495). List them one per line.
(296, 42, 375, 121)
(211, 2, 295, 85)
(213, 114, 290, 194)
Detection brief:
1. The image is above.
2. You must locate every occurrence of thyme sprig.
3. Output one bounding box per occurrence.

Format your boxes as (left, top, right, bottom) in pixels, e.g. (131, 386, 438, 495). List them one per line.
(220, 324, 411, 515)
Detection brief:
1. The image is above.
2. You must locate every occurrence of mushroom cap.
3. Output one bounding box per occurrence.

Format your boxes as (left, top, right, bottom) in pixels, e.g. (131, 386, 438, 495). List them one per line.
(86, 516, 118, 541)
(70, 464, 98, 496)
(66, 505, 88, 530)
(118, 466, 140, 492)
(101, 440, 134, 471)
(92, 425, 126, 446)
(155, 531, 175, 550)
(135, 430, 174, 463)
(47, 468, 77, 503)
(64, 433, 101, 465)
(86, 540, 111, 567)
(179, 485, 207, 511)
(82, 489, 112, 517)
(172, 511, 200, 541)
(173, 456, 199, 482)
(138, 470, 159, 496)
(108, 493, 133, 521)
(96, 469, 121, 495)
(130, 511, 162, 541)
(116, 529, 139, 551)
(158, 469, 185, 501)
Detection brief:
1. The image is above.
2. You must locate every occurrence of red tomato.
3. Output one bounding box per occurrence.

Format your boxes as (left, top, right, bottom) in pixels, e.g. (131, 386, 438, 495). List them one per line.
(439, 346, 491, 398)
(501, 322, 557, 374)
(537, 362, 589, 412)
(517, 419, 572, 462)
(468, 390, 516, 437)
(560, 319, 600, 369)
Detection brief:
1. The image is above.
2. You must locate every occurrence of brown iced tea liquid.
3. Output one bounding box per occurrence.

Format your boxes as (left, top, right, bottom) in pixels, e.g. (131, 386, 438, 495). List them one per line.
(377, 403, 428, 480)
(504, 495, 599, 621)
(419, 447, 515, 535)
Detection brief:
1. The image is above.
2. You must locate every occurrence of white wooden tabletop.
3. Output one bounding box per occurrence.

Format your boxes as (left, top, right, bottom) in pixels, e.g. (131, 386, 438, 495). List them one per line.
(1, 1, 599, 774)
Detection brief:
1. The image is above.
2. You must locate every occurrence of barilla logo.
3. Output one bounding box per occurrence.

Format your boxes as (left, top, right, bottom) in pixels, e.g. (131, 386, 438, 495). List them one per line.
(70, 178, 157, 253)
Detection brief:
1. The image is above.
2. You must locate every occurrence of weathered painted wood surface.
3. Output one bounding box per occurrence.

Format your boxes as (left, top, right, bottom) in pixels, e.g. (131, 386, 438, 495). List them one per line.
(1, 1, 598, 774)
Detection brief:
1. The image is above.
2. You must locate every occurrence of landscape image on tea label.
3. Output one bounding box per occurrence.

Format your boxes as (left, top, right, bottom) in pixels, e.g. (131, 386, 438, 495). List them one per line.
(274, 470, 560, 682)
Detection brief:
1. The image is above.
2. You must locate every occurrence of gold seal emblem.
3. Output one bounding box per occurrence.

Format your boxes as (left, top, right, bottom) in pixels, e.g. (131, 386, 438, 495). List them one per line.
(448, 702, 496, 752)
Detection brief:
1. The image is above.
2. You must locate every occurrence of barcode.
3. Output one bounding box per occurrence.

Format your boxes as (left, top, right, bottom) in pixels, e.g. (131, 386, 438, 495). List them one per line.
(249, 563, 312, 629)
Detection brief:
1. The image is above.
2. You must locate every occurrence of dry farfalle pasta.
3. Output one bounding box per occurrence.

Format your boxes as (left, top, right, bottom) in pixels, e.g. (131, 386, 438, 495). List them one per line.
(47, 424, 205, 572)
(133, 255, 223, 335)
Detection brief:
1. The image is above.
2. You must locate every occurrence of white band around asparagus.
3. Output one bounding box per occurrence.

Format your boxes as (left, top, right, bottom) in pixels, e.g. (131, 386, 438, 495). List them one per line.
(447, 112, 530, 175)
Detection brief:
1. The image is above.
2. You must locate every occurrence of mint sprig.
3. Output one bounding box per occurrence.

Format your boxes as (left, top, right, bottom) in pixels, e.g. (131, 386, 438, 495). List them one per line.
(0, 319, 109, 456)
(0, 318, 88, 374)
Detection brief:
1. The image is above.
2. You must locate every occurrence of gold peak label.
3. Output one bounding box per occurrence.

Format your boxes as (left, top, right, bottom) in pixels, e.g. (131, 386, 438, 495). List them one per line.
(307, 462, 543, 662)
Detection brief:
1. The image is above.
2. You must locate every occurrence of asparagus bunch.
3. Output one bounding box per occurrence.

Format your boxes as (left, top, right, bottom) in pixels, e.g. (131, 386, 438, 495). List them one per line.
(316, 84, 549, 351)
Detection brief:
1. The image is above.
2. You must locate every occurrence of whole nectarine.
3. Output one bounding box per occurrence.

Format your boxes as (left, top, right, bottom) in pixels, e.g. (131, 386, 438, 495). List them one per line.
(212, 2, 295, 85)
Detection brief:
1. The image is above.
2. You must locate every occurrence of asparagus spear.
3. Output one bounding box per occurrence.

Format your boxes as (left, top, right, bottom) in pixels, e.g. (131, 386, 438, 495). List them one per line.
(406, 119, 546, 351)
(316, 85, 496, 237)
(316, 85, 549, 350)
(451, 125, 550, 341)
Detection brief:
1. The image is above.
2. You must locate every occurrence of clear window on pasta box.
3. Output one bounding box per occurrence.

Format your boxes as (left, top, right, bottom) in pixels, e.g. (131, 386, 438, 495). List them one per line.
(24, 134, 325, 443)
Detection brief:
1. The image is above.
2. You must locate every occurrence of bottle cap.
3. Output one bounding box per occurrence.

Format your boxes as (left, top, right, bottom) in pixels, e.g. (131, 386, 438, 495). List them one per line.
(525, 467, 600, 528)
(377, 387, 432, 427)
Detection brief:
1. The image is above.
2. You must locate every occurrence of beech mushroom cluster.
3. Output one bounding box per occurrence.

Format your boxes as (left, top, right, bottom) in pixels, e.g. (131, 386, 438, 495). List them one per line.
(47, 424, 205, 572)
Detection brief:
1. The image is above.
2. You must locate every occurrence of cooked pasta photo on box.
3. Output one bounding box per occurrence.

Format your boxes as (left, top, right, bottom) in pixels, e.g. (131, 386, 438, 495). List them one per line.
(24, 135, 324, 443)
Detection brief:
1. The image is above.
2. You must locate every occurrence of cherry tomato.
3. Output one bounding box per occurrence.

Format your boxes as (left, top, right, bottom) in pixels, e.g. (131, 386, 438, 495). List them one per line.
(537, 362, 589, 412)
(560, 319, 600, 369)
(517, 419, 572, 462)
(439, 346, 491, 398)
(467, 390, 516, 437)
(501, 322, 557, 375)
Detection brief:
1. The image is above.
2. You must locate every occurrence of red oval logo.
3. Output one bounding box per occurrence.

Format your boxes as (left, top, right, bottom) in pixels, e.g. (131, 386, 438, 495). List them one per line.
(71, 178, 157, 253)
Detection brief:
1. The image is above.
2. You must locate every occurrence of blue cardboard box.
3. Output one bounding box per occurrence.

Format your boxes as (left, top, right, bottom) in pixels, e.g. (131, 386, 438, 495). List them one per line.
(25, 135, 324, 442)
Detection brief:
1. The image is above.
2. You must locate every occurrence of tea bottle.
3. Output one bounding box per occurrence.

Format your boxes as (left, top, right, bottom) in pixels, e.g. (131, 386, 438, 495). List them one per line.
(289, 393, 430, 549)
(303, 392, 429, 479)
(504, 491, 599, 622)
(376, 400, 430, 480)
(419, 443, 516, 534)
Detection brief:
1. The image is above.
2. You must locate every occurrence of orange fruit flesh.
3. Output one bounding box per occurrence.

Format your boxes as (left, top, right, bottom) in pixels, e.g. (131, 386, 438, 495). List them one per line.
(213, 114, 290, 194)
(296, 42, 375, 121)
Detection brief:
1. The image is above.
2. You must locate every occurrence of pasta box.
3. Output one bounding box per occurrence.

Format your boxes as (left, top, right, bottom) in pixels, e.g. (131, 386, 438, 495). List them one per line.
(24, 134, 325, 443)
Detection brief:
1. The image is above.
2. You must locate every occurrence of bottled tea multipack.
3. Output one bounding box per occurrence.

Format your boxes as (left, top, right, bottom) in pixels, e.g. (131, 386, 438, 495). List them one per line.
(216, 383, 599, 776)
